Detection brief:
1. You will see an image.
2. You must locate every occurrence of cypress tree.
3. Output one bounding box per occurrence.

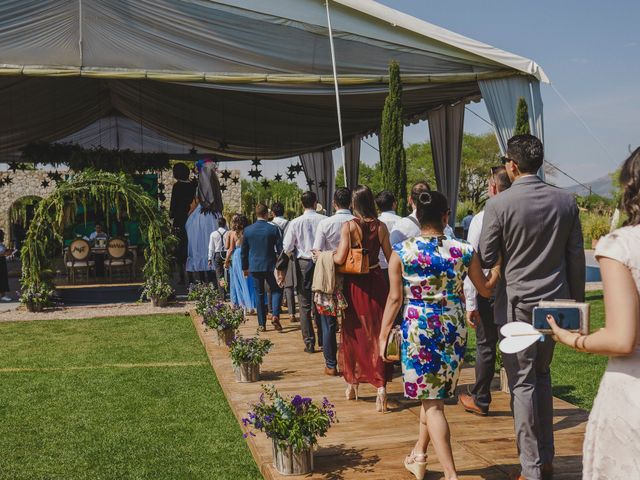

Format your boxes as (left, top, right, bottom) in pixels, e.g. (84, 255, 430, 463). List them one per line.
(514, 97, 531, 136)
(380, 61, 408, 215)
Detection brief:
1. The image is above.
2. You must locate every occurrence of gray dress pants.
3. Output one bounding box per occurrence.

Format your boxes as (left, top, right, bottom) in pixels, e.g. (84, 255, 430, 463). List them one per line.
(469, 296, 499, 410)
(503, 307, 556, 480)
(295, 258, 315, 348)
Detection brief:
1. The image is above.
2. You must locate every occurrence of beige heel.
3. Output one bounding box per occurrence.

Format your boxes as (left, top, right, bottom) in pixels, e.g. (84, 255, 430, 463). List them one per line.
(404, 451, 427, 480)
(376, 387, 388, 412)
(345, 384, 359, 401)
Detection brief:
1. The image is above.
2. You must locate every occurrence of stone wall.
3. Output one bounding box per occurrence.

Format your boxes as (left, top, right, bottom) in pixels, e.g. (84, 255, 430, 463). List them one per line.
(0, 169, 241, 247)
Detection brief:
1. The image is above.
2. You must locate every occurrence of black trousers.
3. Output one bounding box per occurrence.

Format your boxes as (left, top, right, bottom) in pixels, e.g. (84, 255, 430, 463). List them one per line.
(469, 296, 499, 410)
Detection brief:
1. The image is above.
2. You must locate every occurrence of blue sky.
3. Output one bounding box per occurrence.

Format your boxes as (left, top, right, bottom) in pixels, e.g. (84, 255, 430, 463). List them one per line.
(230, 0, 639, 188)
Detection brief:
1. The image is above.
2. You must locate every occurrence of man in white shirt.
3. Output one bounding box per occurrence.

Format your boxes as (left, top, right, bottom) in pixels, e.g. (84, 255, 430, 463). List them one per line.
(86, 223, 109, 243)
(270, 202, 296, 322)
(311, 187, 353, 374)
(375, 190, 401, 272)
(390, 181, 454, 246)
(208, 216, 228, 297)
(283, 191, 327, 353)
(461, 210, 474, 239)
(459, 166, 511, 416)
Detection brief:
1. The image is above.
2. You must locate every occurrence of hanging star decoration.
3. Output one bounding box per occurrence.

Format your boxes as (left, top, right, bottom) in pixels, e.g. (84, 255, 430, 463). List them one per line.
(231, 176, 240, 185)
(157, 182, 165, 192)
(287, 171, 296, 181)
(248, 168, 262, 180)
(189, 147, 198, 156)
(306, 179, 315, 188)
(218, 141, 228, 151)
(294, 163, 304, 174)
(261, 179, 270, 189)
(3, 176, 13, 186)
(157, 192, 166, 202)
(41, 179, 50, 188)
(7, 162, 20, 172)
(318, 180, 328, 190)
(274, 173, 283, 182)
(47, 171, 64, 183)
(251, 158, 262, 167)
(220, 184, 227, 192)
(220, 169, 232, 181)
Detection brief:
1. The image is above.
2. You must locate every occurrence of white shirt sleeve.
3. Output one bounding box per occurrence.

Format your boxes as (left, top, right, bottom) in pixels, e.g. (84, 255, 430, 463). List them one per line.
(312, 221, 325, 251)
(463, 213, 484, 311)
(444, 224, 455, 238)
(389, 218, 409, 246)
(283, 220, 295, 254)
(208, 232, 216, 261)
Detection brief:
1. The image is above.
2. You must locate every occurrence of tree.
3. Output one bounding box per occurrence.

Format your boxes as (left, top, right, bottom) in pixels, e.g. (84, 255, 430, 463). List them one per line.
(241, 179, 303, 220)
(335, 162, 385, 195)
(514, 97, 531, 136)
(379, 61, 408, 215)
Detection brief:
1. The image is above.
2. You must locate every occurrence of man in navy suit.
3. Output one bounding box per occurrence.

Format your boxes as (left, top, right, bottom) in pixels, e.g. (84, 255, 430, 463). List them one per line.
(242, 203, 284, 332)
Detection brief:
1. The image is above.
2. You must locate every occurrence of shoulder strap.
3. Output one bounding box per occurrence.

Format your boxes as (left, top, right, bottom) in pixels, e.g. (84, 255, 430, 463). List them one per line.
(408, 215, 420, 229)
(349, 219, 364, 248)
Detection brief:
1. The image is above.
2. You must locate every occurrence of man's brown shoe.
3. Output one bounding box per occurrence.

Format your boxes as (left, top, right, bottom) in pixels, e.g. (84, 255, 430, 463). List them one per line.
(542, 463, 554, 479)
(324, 367, 338, 376)
(458, 393, 488, 416)
(271, 316, 283, 331)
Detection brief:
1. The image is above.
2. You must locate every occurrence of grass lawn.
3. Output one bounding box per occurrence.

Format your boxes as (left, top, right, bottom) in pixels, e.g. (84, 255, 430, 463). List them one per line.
(465, 291, 608, 411)
(0, 314, 260, 480)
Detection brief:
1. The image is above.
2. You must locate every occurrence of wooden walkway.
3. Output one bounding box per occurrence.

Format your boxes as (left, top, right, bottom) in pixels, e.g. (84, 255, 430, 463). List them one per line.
(192, 312, 587, 480)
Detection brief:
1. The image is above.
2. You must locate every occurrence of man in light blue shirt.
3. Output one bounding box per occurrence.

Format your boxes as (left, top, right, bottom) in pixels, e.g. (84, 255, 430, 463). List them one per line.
(312, 187, 353, 375)
(461, 210, 474, 240)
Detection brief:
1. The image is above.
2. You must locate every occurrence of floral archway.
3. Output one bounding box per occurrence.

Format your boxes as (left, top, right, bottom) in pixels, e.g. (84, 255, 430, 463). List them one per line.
(20, 170, 175, 309)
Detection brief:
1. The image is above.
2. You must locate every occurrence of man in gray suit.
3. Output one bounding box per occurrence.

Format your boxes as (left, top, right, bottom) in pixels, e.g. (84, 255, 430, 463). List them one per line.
(479, 134, 585, 480)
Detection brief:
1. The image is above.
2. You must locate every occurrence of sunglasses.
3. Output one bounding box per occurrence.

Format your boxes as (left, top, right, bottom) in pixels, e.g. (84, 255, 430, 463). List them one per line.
(501, 156, 517, 166)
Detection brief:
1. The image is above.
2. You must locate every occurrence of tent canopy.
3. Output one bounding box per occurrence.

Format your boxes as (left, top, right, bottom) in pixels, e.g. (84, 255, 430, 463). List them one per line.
(0, 0, 547, 160)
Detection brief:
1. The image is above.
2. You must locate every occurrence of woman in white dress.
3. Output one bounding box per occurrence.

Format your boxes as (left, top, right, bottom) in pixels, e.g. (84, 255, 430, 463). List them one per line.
(186, 159, 223, 282)
(548, 147, 640, 479)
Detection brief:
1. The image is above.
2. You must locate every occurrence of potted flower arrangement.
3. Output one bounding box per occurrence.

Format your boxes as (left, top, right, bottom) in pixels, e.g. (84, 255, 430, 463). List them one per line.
(202, 301, 245, 346)
(187, 281, 221, 316)
(19, 282, 55, 312)
(141, 276, 173, 307)
(230, 336, 273, 383)
(242, 385, 337, 475)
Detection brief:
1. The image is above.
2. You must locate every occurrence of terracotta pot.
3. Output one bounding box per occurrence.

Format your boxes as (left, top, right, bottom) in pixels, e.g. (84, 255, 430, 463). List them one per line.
(151, 297, 168, 308)
(217, 329, 235, 346)
(500, 367, 510, 394)
(26, 302, 44, 313)
(272, 441, 313, 476)
(235, 362, 260, 383)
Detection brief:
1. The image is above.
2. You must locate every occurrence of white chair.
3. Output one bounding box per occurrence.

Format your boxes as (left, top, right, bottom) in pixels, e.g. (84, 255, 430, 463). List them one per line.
(104, 237, 133, 281)
(66, 238, 95, 284)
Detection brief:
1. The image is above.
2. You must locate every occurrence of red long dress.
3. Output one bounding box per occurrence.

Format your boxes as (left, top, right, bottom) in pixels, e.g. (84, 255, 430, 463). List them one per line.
(339, 218, 393, 388)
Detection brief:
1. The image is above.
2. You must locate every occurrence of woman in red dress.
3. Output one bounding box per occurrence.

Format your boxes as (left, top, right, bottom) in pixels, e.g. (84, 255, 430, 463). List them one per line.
(334, 185, 393, 412)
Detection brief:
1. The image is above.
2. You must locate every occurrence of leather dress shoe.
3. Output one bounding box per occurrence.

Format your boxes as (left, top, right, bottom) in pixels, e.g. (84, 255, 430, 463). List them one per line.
(324, 367, 338, 376)
(458, 393, 488, 416)
(271, 316, 283, 331)
(304, 345, 315, 354)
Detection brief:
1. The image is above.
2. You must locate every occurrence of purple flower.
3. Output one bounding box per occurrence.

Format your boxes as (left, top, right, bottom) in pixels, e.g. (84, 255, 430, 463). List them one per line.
(405, 382, 418, 398)
(410, 286, 422, 299)
(449, 246, 463, 259)
(407, 307, 419, 319)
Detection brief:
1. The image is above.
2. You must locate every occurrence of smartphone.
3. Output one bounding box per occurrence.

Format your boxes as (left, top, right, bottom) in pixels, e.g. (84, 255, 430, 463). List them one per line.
(533, 307, 582, 333)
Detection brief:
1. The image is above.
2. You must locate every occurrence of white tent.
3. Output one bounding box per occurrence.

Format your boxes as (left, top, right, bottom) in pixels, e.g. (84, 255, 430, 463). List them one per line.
(0, 0, 547, 217)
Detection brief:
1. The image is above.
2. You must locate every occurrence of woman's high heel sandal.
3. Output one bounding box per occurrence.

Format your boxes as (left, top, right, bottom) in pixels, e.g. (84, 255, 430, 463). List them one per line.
(404, 450, 427, 480)
(376, 387, 388, 412)
(345, 384, 358, 401)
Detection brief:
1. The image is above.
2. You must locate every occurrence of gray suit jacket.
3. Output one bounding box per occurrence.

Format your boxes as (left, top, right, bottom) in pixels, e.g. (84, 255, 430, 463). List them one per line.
(479, 175, 585, 322)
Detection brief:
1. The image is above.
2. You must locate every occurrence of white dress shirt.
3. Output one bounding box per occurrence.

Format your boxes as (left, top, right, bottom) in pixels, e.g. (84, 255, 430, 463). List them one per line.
(389, 211, 455, 246)
(271, 216, 289, 233)
(378, 210, 401, 268)
(463, 210, 486, 311)
(313, 209, 355, 252)
(208, 226, 228, 260)
(462, 214, 474, 232)
(283, 209, 327, 259)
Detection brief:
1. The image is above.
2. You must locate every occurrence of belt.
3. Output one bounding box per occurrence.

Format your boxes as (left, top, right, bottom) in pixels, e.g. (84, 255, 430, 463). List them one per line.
(369, 263, 380, 270)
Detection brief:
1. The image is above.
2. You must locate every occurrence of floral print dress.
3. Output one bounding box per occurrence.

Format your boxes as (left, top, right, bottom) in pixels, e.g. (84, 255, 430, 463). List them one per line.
(393, 236, 474, 400)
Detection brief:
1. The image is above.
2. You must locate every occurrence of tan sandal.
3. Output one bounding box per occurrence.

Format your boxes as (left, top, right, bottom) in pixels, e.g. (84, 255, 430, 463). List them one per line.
(404, 450, 427, 480)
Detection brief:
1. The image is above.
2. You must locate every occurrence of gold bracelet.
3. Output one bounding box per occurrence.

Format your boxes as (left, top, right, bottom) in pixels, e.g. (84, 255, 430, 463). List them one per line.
(572, 335, 581, 349)
(578, 335, 588, 352)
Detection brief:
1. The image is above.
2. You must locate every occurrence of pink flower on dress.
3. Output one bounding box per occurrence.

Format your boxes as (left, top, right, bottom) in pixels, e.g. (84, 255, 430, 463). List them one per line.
(449, 246, 463, 258)
(407, 307, 419, 319)
(410, 286, 422, 299)
(417, 252, 432, 265)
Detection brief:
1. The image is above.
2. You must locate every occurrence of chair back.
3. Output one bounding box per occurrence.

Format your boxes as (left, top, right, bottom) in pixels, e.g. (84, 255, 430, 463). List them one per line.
(69, 238, 91, 261)
(107, 237, 128, 260)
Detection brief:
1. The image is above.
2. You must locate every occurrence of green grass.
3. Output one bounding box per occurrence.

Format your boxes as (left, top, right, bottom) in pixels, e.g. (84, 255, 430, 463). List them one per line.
(0, 315, 260, 480)
(465, 291, 607, 411)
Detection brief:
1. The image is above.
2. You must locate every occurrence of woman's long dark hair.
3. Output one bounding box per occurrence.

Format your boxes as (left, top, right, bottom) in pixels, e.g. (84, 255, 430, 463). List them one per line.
(231, 214, 249, 233)
(415, 190, 449, 227)
(351, 185, 378, 219)
(620, 147, 640, 226)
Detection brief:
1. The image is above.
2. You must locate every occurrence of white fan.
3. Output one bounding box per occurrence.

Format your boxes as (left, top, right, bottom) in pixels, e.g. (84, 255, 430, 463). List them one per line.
(499, 322, 544, 354)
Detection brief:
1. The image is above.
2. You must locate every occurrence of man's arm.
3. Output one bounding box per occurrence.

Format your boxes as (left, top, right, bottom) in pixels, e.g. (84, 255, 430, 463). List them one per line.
(478, 200, 502, 269)
(275, 227, 283, 256)
(208, 233, 216, 262)
(463, 214, 484, 311)
(312, 221, 325, 251)
(566, 202, 586, 302)
(283, 221, 295, 254)
(241, 231, 250, 272)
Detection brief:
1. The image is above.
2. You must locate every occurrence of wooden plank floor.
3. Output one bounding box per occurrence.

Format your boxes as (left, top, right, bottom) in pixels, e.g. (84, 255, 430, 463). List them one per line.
(192, 312, 586, 480)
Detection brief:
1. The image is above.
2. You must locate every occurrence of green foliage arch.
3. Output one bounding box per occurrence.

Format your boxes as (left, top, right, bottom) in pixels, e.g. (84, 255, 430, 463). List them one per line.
(20, 170, 174, 306)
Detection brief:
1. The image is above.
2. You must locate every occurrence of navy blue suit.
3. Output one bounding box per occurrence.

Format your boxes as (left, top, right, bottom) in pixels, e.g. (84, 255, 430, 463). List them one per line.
(241, 219, 283, 327)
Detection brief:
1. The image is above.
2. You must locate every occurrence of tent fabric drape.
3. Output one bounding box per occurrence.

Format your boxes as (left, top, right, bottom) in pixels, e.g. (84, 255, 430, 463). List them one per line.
(478, 76, 545, 153)
(300, 150, 335, 215)
(427, 102, 465, 227)
(343, 136, 362, 189)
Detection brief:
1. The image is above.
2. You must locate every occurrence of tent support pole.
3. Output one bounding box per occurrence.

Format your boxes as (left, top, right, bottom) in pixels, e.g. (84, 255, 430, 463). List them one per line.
(325, 0, 347, 187)
(78, 0, 83, 66)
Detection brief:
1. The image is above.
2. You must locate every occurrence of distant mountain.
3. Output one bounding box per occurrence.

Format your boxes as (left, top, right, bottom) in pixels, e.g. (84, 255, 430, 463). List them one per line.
(565, 174, 615, 198)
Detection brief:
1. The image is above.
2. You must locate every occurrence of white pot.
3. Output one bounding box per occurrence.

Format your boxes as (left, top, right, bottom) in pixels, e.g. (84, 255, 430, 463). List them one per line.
(272, 441, 314, 476)
(234, 362, 260, 383)
(216, 329, 235, 346)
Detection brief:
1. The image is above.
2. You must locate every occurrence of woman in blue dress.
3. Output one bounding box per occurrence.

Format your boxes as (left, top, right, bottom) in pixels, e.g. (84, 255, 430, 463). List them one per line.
(224, 214, 256, 311)
(186, 159, 223, 282)
(379, 189, 499, 480)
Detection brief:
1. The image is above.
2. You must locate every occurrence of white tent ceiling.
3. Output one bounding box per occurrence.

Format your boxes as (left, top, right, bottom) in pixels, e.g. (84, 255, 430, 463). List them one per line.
(0, 0, 547, 160)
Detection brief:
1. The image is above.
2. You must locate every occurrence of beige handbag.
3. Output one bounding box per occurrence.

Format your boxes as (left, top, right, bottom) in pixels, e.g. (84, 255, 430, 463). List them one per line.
(383, 326, 402, 362)
(336, 220, 370, 275)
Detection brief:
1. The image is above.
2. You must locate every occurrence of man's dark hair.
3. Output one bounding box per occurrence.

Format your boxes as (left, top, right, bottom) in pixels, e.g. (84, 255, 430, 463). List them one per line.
(301, 191, 317, 209)
(271, 201, 285, 217)
(334, 187, 351, 209)
(217, 217, 227, 228)
(491, 166, 512, 192)
(410, 181, 431, 206)
(467, 210, 473, 215)
(255, 202, 269, 217)
(172, 162, 190, 181)
(375, 190, 395, 212)
(507, 134, 544, 174)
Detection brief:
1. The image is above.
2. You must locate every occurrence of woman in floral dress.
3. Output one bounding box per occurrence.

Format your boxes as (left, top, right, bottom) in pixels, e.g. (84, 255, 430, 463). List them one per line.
(379, 189, 499, 480)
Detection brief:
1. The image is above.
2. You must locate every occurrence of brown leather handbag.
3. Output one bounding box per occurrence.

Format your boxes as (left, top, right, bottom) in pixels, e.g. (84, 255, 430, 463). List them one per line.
(336, 220, 370, 275)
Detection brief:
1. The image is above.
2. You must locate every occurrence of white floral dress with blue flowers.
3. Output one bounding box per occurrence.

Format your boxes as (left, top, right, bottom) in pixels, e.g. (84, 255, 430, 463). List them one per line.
(393, 236, 474, 400)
